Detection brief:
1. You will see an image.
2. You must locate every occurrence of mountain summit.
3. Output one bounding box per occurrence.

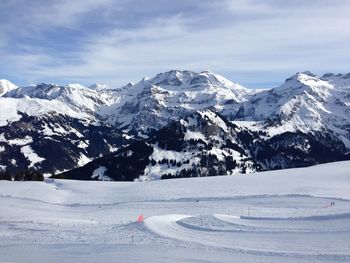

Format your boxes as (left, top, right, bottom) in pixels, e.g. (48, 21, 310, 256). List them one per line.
(0, 79, 17, 96)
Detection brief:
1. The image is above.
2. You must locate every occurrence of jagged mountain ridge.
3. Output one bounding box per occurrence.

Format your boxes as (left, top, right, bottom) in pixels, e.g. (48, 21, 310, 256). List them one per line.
(4, 83, 112, 116)
(233, 71, 350, 148)
(0, 70, 349, 177)
(100, 70, 258, 136)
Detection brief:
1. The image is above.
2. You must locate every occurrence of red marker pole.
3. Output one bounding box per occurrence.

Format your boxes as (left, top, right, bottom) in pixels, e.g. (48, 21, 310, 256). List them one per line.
(137, 214, 144, 223)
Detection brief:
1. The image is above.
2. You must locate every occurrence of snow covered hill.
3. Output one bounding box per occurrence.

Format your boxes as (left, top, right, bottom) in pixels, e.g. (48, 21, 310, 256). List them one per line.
(55, 109, 257, 181)
(0, 70, 349, 177)
(0, 112, 128, 175)
(55, 109, 349, 181)
(1, 161, 350, 262)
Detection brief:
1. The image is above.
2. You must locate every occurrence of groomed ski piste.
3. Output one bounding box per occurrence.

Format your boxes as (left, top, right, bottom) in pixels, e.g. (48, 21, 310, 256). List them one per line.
(0, 161, 350, 262)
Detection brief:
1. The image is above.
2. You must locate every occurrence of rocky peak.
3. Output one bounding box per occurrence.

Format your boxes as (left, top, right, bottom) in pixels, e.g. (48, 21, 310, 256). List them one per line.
(0, 79, 18, 96)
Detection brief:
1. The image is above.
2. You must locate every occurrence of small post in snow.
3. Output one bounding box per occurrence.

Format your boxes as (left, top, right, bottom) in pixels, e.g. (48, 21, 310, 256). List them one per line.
(137, 214, 144, 223)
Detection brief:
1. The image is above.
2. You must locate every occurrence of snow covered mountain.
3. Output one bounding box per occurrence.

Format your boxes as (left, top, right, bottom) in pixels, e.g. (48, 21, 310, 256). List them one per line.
(0, 70, 349, 178)
(88, 83, 112, 91)
(0, 112, 126, 175)
(0, 82, 129, 175)
(55, 109, 256, 181)
(234, 72, 350, 147)
(0, 79, 17, 96)
(99, 70, 257, 136)
(4, 83, 112, 117)
(55, 109, 348, 181)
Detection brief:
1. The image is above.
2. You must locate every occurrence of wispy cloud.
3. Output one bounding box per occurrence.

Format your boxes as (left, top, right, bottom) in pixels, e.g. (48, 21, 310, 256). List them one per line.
(1, 0, 113, 32)
(1, 0, 350, 88)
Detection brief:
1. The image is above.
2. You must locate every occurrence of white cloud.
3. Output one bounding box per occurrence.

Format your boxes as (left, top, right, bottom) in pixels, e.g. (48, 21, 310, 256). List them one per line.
(1, 0, 350, 88)
(18, 0, 113, 30)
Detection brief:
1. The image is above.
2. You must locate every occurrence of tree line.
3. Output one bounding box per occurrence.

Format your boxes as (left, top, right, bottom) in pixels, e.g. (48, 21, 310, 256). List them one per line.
(0, 169, 44, 181)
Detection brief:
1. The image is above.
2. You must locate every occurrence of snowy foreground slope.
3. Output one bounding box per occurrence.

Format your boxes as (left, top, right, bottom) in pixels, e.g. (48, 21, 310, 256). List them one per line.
(1, 161, 350, 263)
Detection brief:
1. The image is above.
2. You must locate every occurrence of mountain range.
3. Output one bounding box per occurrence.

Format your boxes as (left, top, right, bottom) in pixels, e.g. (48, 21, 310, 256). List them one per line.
(0, 70, 349, 180)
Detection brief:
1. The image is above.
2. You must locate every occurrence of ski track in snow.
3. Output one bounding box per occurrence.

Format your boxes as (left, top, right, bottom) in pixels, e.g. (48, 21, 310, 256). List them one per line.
(1, 161, 350, 262)
(144, 211, 350, 258)
(142, 193, 350, 259)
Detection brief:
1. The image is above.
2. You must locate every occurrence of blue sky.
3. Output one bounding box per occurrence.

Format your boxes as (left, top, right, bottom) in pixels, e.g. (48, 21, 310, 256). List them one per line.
(1, 0, 350, 88)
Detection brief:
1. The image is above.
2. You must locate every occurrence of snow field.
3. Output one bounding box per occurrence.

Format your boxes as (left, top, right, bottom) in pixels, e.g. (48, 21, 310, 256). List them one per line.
(0, 161, 349, 262)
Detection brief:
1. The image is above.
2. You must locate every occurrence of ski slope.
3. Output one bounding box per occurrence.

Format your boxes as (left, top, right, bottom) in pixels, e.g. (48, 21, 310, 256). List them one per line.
(0, 161, 350, 262)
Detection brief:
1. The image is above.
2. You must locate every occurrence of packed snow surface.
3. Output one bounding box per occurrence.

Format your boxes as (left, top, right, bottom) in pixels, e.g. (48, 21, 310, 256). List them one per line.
(0, 161, 350, 262)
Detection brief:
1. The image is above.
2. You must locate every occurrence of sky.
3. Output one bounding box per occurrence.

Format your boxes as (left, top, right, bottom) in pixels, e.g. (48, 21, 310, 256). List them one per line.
(0, 0, 350, 89)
